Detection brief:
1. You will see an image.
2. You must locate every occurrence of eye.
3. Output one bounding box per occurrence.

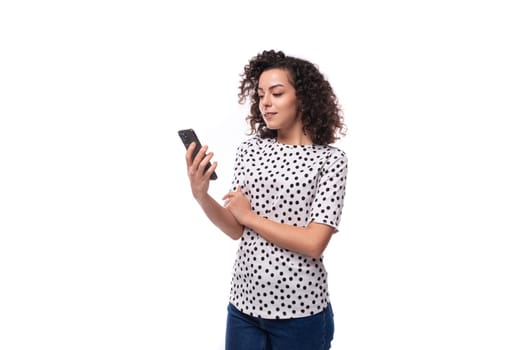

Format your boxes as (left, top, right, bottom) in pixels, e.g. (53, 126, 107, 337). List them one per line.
(272, 93, 283, 97)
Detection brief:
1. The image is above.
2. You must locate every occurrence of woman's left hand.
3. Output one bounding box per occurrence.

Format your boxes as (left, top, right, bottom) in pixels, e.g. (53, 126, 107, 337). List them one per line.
(222, 186, 251, 225)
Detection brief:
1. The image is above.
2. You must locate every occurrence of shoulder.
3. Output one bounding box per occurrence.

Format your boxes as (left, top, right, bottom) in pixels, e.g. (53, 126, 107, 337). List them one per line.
(326, 145, 346, 157)
(241, 136, 264, 147)
(236, 136, 271, 152)
(315, 145, 347, 173)
(320, 144, 347, 162)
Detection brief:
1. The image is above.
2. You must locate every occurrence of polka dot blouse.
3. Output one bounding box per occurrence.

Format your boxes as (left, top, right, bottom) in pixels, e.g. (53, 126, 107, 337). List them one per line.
(229, 136, 348, 319)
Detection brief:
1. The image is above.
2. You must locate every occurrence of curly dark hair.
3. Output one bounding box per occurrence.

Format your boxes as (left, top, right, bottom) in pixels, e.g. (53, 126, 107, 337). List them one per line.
(238, 50, 346, 145)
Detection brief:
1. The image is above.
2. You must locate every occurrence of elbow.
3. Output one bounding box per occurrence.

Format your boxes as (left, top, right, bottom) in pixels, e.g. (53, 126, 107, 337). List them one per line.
(220, 217, 244, 240)
(228, 226, 244, 240)
(313, 251, 324, 259)
(307, 249, 325, 260)
(302, 224, 333, 259)
(303, 244, 326, 259)
(230, 232, 243, 241)
(304, 235, 331, 259)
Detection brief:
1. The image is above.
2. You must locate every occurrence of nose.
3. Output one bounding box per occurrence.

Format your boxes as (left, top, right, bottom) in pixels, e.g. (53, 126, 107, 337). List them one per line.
(260, 94, 271, 107)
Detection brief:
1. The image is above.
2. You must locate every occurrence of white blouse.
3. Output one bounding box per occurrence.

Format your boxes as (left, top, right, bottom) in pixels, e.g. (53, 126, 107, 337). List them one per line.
(228, 137, 348, 319)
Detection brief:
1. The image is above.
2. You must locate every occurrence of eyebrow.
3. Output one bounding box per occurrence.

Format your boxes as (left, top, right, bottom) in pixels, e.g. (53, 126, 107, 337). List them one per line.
(257, 83, 285, 91)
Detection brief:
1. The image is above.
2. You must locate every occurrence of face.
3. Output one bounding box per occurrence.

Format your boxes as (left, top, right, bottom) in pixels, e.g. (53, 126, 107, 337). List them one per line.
(257, 68, 300, 132)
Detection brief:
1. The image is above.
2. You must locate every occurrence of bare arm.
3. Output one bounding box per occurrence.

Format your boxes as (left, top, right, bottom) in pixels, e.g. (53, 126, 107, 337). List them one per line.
(185, 143, 243, 240)
(223, 187, 334, 258)
(242, 212, 333, 259)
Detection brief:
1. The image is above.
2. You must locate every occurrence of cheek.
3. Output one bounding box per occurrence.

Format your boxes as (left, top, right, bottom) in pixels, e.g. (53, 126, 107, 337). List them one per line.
(284, 98, 298, 113)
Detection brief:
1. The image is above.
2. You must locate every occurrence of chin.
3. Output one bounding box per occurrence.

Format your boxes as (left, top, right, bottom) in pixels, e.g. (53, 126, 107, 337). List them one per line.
(264, 122, 279, 130)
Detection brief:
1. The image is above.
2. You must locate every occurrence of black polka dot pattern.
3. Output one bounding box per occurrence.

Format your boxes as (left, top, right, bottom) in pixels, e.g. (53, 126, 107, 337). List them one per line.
(228, 137, 348, 319)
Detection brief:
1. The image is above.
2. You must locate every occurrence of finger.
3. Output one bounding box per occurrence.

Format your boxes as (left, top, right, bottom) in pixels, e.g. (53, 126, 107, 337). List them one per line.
(192, 145, 208, 168)
(185, 142, 196, 167)
(196, 152, 214, 176)
(204, 161, 218, 179)
(198, 151, 214, 169)
(188, 146, 208, 176)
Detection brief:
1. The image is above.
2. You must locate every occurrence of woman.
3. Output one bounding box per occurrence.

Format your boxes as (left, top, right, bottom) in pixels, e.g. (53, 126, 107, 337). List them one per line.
(185, 50, 348, 350)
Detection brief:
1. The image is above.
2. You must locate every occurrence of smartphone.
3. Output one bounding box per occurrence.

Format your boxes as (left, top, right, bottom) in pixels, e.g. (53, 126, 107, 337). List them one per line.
(178, 128, 218, 180)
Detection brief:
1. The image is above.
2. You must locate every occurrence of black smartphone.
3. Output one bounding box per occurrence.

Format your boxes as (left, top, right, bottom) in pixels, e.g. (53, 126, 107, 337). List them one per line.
(178, 128, 218, 180)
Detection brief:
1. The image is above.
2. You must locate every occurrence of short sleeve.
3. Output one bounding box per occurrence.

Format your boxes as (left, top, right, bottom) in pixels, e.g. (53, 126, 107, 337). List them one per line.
(230, 141, 247, 191)
(309, 149, 348, 230)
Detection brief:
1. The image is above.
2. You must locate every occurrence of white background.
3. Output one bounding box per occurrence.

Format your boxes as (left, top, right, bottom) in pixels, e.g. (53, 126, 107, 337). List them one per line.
(1, 0, 524, 349)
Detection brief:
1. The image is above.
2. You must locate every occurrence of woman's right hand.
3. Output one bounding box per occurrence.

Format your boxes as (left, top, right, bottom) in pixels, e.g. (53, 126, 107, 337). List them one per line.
(185, 142, 218, 202)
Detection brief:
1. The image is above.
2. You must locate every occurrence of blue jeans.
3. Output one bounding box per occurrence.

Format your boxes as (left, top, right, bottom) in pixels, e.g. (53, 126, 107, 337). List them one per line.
(225, 303, 334, 350)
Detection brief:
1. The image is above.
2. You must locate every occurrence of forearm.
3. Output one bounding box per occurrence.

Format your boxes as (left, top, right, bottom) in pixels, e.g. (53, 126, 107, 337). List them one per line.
(196, 194, 243, 240)
(240, 212, 333, 259)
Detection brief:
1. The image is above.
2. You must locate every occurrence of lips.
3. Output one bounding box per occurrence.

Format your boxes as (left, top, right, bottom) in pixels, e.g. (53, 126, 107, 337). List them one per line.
(264, 112, 277, 119)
